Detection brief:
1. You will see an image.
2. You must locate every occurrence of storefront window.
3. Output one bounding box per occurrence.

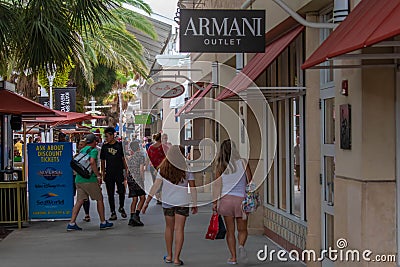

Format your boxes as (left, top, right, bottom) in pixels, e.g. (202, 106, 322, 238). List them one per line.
(264, 33, 306, 220)
(324, 156, 335, 204)
(267, 167, 275, 205)
(184, 119, 192, 140)
(278, 102, 287, 211)
(325, 213, 334, 249)
(320, 11, 334, 85)
(292, 97, 301, 217)
(324, 98, 335, 144)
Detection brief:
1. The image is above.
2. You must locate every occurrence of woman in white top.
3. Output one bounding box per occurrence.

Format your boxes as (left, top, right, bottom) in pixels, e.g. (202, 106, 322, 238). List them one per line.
(142, 145, 197, 266)
(213, 139, 252, 265)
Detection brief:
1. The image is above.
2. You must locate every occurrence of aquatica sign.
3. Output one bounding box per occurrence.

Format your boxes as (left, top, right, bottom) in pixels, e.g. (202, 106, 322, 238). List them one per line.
(179, 9, 265, 53)
(149, 81, 185, 98)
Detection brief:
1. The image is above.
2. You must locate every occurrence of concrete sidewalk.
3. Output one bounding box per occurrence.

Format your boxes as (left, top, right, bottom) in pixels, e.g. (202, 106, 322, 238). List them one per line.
(0, 174, 305, 267)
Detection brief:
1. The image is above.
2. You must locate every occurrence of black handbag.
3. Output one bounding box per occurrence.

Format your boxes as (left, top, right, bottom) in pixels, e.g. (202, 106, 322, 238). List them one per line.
(215, 215, 226, 239)
(70, 148, 94, 179)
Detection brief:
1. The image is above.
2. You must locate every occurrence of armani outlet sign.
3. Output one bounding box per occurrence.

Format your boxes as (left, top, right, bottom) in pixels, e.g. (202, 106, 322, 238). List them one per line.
(179, 9, 265, 53)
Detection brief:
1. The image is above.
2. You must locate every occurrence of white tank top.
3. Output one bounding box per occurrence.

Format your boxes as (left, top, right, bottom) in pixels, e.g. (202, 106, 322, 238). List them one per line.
(221, 159, 247, 197)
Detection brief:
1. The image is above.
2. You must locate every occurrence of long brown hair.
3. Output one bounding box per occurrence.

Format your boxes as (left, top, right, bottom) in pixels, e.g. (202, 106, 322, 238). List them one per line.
(215, 139, 241, 176)
(159, 145, 187, 185)
(153, 132, 162, 142)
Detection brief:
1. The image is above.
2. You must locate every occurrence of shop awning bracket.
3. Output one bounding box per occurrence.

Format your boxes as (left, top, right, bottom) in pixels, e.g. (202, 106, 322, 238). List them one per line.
(222, 86, 306, 101)
(155, 74, 205, 91)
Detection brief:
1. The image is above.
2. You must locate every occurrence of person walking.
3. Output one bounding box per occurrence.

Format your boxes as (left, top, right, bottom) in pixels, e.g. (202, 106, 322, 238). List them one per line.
(212, 139, 253, 265)
(67, 133, 113, 231)
(147, 132, 169, 204)
(142, 145, 197, 266)
(74, 139, 91, 222)
(161, 133, 172, 148)
(127, 140, 146, 226)
(100, 126, 129, 220)
(144, 137, 153, 151)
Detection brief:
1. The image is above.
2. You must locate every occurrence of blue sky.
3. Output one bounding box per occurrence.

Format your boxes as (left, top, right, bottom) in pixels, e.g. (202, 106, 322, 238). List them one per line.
(145, 0, 178, 21)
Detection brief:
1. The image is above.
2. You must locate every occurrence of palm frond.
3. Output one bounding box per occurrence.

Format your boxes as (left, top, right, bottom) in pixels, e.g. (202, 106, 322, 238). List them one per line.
(16, 0, 78, 71)
(113, 8, 157, 40)
(71, 43, 94, 89)
(0, 1, 16, 64)
(68, 0, 119, 35)
(115, 0, 152, 15)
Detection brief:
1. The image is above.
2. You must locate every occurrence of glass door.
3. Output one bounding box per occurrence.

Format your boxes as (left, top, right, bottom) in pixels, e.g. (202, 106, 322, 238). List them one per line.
(321, 88, 335, 267)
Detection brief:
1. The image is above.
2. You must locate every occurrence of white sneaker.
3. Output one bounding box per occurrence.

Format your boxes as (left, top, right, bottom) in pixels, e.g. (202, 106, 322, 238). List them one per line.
(238, 246, 248, 263)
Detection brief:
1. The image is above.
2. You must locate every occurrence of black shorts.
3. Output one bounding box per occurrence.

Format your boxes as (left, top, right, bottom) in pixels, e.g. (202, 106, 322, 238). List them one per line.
(128, 180, 146, 197)
(163, 206, 189, 217)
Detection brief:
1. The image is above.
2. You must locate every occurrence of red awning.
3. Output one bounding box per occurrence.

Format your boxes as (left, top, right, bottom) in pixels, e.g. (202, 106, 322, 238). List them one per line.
(184, 84, 213, 113)
(91, 115, 106, 119)
(175, 89, 202, 117)
(0, 89, 57, 116)
(34, 111, 92, 127)
(216, 26, 304, 100)
(302, 0, 400, 69)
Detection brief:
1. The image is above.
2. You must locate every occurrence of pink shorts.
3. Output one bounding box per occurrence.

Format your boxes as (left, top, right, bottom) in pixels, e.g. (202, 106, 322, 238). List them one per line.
(217, 195, 245, 218)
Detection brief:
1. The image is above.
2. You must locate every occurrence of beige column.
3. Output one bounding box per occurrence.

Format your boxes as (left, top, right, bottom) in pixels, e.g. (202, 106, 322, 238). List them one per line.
(335, 66, 396, 267)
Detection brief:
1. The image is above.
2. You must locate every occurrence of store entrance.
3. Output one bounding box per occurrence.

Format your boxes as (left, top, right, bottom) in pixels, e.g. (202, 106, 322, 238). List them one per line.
(320, 87, 335, 267)
(179, 111, 215, 205)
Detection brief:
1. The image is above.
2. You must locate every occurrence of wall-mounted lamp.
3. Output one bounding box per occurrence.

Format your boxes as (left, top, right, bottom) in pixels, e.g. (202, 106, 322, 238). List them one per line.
(212, 61, 219, 88)
(155, 54, 189, 67)
(341, 80, 348, 96)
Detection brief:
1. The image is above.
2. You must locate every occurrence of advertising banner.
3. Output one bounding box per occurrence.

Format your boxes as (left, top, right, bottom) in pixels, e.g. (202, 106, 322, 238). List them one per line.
(135, 114, 152, 125)
(54, 87, 76, 112)
(179, 9, 265, 53)
(28, 142, 74, 220)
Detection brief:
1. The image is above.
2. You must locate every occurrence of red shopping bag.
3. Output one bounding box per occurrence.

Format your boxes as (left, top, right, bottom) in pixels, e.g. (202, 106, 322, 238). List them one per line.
(205, 213, 219, 240)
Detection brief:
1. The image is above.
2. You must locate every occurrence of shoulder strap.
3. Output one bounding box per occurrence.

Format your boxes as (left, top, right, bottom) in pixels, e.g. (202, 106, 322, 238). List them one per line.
(74, 147, 94, 163)
(240, 159, 250, 184)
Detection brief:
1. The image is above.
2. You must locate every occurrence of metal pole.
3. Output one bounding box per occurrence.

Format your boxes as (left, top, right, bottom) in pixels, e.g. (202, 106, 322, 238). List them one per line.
(118, 90, 123, 137)
(47, 66, 55, 142)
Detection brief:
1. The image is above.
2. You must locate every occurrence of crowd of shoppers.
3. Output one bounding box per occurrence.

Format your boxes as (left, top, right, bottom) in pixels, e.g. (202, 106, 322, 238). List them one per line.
(66, 127, 252, 265)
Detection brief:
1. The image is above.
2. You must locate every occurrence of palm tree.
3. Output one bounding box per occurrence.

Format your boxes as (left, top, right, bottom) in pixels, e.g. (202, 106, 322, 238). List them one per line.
(73, 3, 157, 89)
(0, 0, 156, 88)
(13, 0, 119, 73)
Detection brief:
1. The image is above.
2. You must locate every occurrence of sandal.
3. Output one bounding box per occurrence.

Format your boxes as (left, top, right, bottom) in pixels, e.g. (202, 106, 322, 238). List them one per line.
(174, 260, 184, 266)
(163, 255, 172, 264)
(227, 259, 237, 265)
(83, 215, 91, 222)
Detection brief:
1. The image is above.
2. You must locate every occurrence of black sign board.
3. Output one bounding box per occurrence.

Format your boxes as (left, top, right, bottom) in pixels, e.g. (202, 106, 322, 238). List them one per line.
(38, 96, 50, 108)
(54, 87, 76, 112)
(179, 9, 265, 53)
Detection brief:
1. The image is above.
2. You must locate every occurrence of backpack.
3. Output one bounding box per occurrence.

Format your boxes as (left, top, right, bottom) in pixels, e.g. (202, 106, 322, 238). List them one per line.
(70, 147, 94, 179)
(241, 182, 260, 219)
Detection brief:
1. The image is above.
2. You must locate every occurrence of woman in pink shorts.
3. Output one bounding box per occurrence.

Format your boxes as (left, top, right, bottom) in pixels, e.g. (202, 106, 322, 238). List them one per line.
(213, 139, 252, 265)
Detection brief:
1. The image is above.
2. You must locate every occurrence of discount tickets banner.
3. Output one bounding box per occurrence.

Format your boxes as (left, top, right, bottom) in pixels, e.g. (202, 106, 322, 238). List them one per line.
(28, 143, 74, 220)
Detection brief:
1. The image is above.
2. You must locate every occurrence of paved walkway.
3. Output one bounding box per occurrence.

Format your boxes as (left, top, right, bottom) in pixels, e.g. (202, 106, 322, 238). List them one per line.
(0, 172, 305, 267)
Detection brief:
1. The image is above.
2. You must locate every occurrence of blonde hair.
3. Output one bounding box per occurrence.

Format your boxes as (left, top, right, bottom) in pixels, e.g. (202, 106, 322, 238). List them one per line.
(159, 145, 186, 185)
(215, 139, 241, 176)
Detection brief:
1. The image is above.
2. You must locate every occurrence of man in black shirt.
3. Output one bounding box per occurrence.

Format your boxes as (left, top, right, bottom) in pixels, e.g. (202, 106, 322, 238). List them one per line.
(100, 127, 128, 220)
